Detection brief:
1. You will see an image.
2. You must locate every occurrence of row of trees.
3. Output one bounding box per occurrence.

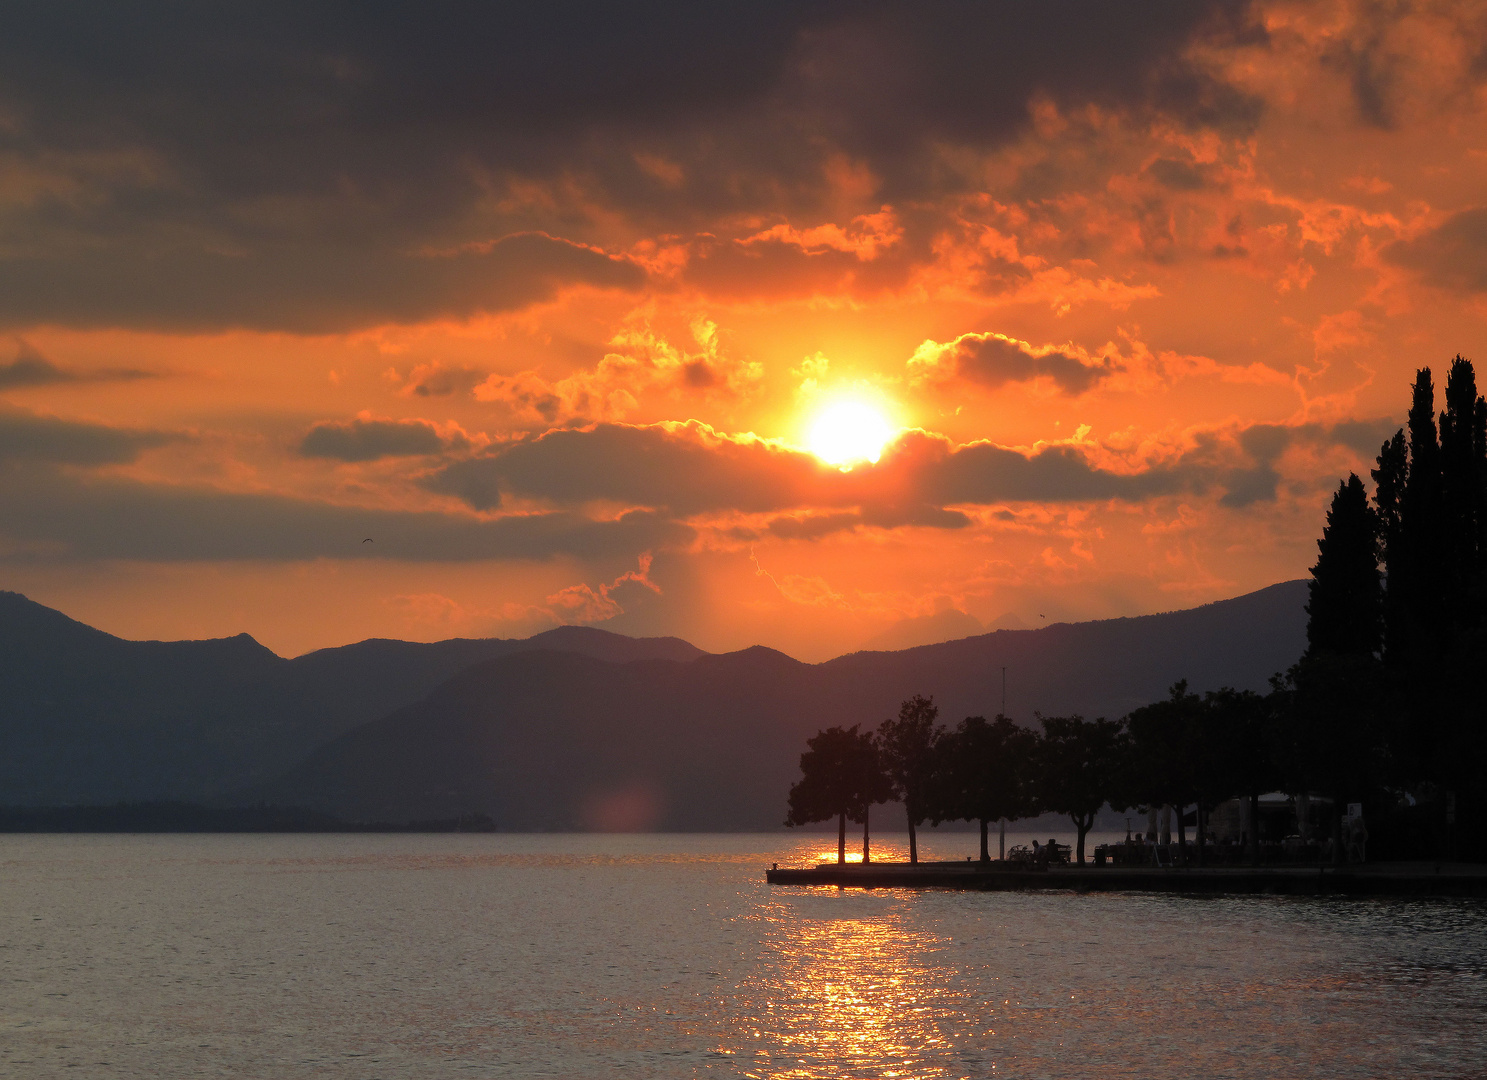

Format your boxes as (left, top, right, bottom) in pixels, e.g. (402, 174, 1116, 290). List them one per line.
(783, 698, 1044, 866)
(785, 684, 1292, 868)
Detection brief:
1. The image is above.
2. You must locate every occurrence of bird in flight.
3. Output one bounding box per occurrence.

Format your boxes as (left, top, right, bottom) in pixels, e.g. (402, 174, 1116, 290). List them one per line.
(362, 538, 374, 543)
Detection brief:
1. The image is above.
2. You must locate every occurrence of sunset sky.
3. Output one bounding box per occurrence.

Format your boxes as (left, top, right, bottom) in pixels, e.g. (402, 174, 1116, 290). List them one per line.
(3, 1, 1486, 659)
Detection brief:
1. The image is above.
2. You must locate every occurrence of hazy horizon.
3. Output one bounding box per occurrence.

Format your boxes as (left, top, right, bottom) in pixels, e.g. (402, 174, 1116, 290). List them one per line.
(3, 577, 1306, 664)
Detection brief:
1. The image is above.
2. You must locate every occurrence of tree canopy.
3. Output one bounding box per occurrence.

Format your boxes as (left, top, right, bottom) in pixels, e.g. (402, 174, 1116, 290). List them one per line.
(784, 724, 889, 864)
(875, 694, 943, 864)
(1036, 714, 1126, 865)
(934, 713, 1038, 862)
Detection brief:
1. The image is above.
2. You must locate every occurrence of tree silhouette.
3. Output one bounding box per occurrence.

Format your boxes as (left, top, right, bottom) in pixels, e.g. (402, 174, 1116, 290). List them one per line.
(1305, 474, 1381, 659)
(875, 694, 943, 864)
(1371, 428, 1408, 662)
(1035, 714, 1126, 865)
(1203, 686, 1281, 864)
(784, 725, 890, 865)
(1367, 359, 1487, 854)
(1402, 367, 1448, 661)
(935, 714, 1039, 862)
(1271, 653, 1388, 863)
(1297, 469, 1387, 862)
(1120, 683, 1203, 863)
(1440, 357, 1484, 625)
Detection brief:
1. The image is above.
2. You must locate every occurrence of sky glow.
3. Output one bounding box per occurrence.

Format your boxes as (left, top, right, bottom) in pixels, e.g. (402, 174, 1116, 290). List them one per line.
(806, 401, 898, 468)
(2, 2, 1485, 660)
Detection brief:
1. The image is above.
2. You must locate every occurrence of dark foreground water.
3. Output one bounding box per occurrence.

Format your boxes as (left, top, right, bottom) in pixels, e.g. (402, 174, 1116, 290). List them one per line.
(1, 833, 1484, 1079)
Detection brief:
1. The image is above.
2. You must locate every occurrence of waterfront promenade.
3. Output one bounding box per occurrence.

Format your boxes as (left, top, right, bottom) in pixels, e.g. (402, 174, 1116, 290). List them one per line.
(765, 860, 1487, 896)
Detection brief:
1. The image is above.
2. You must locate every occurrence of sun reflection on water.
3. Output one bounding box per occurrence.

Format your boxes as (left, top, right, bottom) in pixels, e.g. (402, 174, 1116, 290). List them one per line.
(728, 897, 988, 1079)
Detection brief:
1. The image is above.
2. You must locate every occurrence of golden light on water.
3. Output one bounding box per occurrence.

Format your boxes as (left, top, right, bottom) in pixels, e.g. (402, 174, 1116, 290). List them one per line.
(814, 850, 864, 864)
(734, 903, 975, 1079)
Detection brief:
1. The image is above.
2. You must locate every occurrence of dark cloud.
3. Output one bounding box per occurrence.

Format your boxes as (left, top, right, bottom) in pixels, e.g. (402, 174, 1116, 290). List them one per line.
(0, 406, 172, 464)
(0, 410, 1391, 565)
(1213, 420, 1393, 508)
(1326, 417, 1401, 456)
(300, 417, 469, 462)
(1383, 208, 1487, 294)
(764, 504, 970, 540)
(0, 465, 691, 562)
(913, 437, 1187, 505)
(1146, 157, 1208, 191)
(399, 362, 487, 398)
(424, 421, 1192, 519)
(0, 342, 156, 388)
(1349, 49, 1395, 130)
(426, 416, 1397, 523)
(0, 232, 645, 334)
(0, 1, 1260, 330)
(793, 1, 1263, 183)
(766, 512, 863, 540)
(427, 422, 827, 514)
(1217, 463, 1280, 508)
(912, 332, 1119, 395)
(861, 504, 973, 530)
(682, 238, 872, 301)
(678, 222, 931, 301)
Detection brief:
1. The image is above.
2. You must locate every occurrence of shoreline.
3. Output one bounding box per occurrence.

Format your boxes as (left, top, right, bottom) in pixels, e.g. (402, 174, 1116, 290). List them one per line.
(765, 860, 1487, 897)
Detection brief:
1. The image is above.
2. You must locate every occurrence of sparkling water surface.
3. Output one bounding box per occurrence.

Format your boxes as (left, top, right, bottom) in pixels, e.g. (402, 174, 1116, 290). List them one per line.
(2, 832, 1484, 1078)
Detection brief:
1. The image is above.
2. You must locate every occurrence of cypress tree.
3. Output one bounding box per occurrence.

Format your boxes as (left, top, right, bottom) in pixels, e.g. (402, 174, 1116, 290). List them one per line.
(1298, 472, 1387, 859)
(1440, 357, 1483, 627)
(1305, 474, 1381, 659)
(1401, 368, 1447, 656)
(1372, 429, 1408, 662)
(1357, 358, 1487, 850)
(1476, 395, 1487, 585)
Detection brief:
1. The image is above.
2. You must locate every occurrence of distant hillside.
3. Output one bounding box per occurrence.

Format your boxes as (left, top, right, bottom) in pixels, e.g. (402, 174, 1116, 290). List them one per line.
(858, 607, 985, 652)
(0, 591, 703, 804)
(822, 580, 1309, 725)
(244, 581, 1310, 827)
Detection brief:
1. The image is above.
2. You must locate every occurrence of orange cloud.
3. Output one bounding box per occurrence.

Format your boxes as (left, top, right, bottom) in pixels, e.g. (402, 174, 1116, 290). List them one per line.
(473, 319, 761, 422)
(909, 331, 1120, 395)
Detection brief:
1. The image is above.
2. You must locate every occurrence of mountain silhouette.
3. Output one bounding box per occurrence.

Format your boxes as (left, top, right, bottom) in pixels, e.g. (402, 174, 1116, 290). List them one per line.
(241, 581, 1310, 827)
(0, 590, 701, 804)
(858, 606, 986, 652)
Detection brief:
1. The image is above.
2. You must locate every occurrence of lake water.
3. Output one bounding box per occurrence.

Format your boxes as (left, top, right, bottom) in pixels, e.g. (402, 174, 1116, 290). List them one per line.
(2, 832, 1484, 1079)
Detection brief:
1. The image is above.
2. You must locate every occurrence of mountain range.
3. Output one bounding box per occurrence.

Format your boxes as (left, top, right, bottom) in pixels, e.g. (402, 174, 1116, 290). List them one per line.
(0, 590, 698, 804)
(0, 581, 1310, 826)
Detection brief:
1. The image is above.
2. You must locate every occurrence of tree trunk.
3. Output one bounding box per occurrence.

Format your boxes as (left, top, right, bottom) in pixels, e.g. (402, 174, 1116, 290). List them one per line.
(1177, 804, 1188, 866)
(979, 818, 990, 862)
(1196, 805, 1206, 867)
(1332, 802, 1344, 866)
(907, 802, 918, 864)
(862, 803, 871, 863)
(837, 811, 846, 865)
(999, 818, 1006, 861)
(1074, 813, 1090, 865)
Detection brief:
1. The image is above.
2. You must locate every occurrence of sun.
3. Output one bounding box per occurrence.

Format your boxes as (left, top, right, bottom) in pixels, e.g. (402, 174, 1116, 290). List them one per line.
(806, 399, 898, 468)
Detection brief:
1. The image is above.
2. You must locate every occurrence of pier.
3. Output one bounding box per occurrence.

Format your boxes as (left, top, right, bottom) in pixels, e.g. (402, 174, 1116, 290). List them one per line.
(765, 860, 1487, 897)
